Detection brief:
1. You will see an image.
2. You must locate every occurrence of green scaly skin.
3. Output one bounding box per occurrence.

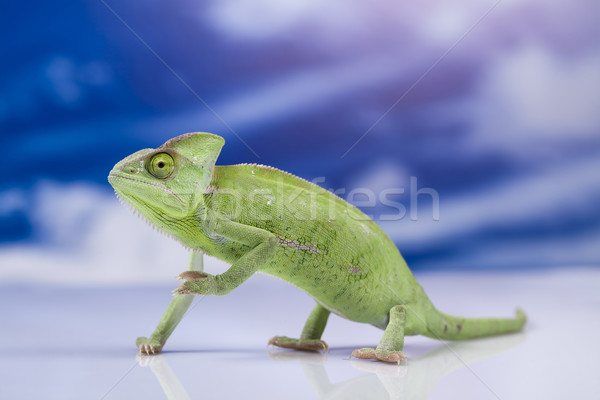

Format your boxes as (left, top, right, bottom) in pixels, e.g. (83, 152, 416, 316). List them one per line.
(108, 132, 526, 363)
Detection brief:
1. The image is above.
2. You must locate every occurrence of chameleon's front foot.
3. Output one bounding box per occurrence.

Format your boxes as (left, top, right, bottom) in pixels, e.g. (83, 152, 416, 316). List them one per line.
(172, 271, 216, 296)
(351, 347, 406, 364)
(268, 336, 329, 352)
(136, 336, 163, 355)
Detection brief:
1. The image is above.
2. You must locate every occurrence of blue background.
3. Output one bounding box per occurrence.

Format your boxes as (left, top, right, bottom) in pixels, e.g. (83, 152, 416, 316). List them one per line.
(1, 3, 600, 399)
(1, 0, 599, 281)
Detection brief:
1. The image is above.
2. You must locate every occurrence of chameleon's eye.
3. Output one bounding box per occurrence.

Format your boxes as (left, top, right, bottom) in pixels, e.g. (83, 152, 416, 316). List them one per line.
(147, 152, 175, 179)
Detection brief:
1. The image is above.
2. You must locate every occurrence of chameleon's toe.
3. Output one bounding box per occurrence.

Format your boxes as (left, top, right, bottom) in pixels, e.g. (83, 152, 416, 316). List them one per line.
(139, 343, 159, 355)
(351, 347, 378, 360)
(172, 283, 192, 296)
(177, 271, 208, 281)
(351, 348, 406, 364)
(136, 337, 163, 355)
(376, 351, 406, 364)
(174, 271, 209, 294)
(268, 336, 329, 352)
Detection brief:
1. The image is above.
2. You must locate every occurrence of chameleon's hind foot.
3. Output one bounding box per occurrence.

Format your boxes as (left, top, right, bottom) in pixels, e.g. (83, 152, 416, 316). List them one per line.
(136, 336, 163, 355)
(351, 347, 406, 364)
(268, 336, 329, 352)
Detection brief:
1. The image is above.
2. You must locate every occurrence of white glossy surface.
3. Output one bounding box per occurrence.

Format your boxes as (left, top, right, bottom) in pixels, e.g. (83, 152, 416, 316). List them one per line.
(1, 268, 598, 399)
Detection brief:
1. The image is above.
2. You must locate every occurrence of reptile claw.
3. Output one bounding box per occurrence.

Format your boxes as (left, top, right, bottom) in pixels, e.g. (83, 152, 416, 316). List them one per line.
(351, 347, 406, 364)
(268, 336, 329, 353)
(172, 284, 191, 295)
(139, 343, 160, 355)
(177, 271, 208, 281)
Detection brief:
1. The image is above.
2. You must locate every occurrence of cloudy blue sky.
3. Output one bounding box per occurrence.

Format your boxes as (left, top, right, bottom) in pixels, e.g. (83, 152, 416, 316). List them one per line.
(1, 0, 599, 284)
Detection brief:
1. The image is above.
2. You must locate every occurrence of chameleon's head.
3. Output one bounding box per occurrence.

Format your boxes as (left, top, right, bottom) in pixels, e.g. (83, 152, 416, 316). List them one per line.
(108, 132, 224, 220)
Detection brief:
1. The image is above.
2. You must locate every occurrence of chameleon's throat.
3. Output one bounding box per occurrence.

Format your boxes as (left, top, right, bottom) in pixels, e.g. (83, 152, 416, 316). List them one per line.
(113, 190, 192, 251)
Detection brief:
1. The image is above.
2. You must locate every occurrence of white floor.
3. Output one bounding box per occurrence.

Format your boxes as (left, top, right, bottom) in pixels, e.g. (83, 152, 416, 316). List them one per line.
(1, 267, 599, 399)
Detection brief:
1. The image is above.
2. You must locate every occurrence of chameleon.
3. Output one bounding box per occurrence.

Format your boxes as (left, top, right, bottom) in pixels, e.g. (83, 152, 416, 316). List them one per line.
(108, 132, 526, 363)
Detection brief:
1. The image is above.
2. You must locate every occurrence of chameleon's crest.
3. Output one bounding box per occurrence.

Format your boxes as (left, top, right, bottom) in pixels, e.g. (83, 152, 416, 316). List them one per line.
(159, 132, 225, 175)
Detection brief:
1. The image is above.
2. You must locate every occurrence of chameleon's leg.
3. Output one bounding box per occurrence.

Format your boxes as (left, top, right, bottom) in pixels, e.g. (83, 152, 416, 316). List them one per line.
(268, 303, 331, 352)
(137, 250, 203, 355)
(174, 219, 278, 296)
(351, 305, 407, 364)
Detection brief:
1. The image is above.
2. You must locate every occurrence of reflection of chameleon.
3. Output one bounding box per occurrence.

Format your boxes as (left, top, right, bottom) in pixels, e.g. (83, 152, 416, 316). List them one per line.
(140, 333, 525, 400)
(269, 332, 525, 400)
(108, 132, 526, 363)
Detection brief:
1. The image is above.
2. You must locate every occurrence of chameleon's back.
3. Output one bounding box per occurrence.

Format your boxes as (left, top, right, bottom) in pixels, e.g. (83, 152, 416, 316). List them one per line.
(206, 164, 422, 328)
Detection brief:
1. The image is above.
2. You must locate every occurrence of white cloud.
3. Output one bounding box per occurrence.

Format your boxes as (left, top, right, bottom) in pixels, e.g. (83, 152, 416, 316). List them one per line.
(421, 226, 600, 270)
(347, 161, 410, 197)
(0, 181, 229, 286)
(472, 45, 600, 151)
(381, 154, 600, 249)
(205, 0, 404, 41)
(205, 0, 520, 48)
(207, 0, 343, 39)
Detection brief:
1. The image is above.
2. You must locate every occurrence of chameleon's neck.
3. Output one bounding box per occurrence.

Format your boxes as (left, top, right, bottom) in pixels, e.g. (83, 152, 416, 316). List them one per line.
(159, 169, 229, 255)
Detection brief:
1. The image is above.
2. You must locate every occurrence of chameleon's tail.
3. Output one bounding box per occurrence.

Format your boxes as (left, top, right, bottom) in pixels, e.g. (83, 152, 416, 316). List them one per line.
(422, 308, 526, 340)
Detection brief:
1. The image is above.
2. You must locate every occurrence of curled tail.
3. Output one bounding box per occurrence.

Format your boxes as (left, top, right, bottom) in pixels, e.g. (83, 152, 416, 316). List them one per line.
(423, 308, 526, 340)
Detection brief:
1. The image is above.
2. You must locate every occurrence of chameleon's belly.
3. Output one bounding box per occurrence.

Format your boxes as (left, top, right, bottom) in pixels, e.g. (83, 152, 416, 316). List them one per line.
(259, 241, 415, 330)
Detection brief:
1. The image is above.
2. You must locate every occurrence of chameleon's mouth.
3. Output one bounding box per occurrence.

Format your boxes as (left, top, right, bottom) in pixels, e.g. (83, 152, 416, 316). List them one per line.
(107, 172, 121, 186)
(108, 173, 185, 204)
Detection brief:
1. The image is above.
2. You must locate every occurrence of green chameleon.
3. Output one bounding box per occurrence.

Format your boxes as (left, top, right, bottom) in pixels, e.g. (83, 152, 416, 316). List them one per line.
(108, 132, 526, 363)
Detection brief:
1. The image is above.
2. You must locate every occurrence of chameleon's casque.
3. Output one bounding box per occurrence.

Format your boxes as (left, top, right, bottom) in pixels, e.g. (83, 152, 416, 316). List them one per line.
(108, 132, 526, 363)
